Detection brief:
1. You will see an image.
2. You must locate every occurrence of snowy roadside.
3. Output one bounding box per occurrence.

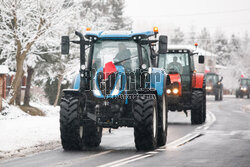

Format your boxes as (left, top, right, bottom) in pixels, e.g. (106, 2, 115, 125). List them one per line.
(0, 100, 60, 160)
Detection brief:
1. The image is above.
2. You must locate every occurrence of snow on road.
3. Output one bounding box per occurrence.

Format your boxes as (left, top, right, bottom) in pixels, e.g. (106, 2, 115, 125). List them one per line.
(0, 101, 60, 159)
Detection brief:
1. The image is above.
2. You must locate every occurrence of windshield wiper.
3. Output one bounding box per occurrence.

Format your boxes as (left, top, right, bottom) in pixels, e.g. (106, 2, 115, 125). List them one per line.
(114, 56, 137, 65)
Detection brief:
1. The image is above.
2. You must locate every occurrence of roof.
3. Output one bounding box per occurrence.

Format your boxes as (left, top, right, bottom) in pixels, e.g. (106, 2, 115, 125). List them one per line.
(168, 45, 217, 57)
(0, 65, 9, 74)
(85, 31, 154, 40)
(168, 45, 196, 51)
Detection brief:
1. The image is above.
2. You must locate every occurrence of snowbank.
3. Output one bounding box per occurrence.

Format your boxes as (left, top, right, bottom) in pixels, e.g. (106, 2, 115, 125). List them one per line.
(0, 99, 29, 120)
(0, 102, 60, 159)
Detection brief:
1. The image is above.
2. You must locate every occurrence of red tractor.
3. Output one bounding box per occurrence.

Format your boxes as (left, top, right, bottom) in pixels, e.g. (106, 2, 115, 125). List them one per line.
(158, 45, 206, 124)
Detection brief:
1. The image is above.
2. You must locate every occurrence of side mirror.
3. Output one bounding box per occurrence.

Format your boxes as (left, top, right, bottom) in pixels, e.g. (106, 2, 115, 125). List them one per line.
(150, 48, 158, 67)
(61, 36, 70, 54)
(159, 35, 168, 54)
(198, 55, 205, 64)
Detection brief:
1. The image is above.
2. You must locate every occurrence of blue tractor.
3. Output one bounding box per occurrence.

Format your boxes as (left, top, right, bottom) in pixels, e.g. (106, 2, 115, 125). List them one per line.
(60, 29, 169, 151)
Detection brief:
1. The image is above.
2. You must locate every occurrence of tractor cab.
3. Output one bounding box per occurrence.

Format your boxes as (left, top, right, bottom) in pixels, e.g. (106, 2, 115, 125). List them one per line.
(158, 48, 194, 94)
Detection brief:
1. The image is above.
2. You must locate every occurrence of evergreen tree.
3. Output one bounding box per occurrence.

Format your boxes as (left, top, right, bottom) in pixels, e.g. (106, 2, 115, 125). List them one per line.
(197, 27, 212, 52)
(170, 27, 185, 44)
(213, 31, 229, 66)
(108, 0, 131, 30)
(187, 25, 196, 45)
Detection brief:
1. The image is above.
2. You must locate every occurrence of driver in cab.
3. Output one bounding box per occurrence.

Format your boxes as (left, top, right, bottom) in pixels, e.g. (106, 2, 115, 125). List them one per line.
(114, 43, 132, 69)
(167, 56, 183, 74)
(115, 43, 131, 60)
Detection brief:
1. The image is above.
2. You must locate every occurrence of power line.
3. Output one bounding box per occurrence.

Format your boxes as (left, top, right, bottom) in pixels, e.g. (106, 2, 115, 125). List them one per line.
(131, 8, 250, 18)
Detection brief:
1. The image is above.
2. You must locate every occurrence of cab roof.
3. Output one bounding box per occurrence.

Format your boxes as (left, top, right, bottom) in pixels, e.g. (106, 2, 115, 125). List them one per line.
(168, 45, 217, 57)
(85, 31, 154, 40)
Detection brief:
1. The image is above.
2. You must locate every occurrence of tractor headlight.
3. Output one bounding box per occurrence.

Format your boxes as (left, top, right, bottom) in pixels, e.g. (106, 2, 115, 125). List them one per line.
(93, 79, 102, 97)
(240, 87, 247, 91)
(93, 89, 102, 96)
(111, 78, 121, 96)
(173, 88, 179, 94)
(206, 86, 212, 90)
(166, 89, 171, 94)
(111, 88, 119, 96)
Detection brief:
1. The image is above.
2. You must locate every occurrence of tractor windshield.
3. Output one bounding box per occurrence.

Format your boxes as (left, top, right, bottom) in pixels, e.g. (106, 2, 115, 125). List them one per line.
(159, 52, 191, 91)
(159, 53, 190, 75)
(206, 74, 219, 85)
(240, 79, 250, 86)
(92, 40, 142, 72)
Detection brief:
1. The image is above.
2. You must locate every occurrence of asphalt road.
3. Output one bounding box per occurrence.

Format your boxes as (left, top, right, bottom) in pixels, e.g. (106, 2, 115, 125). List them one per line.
(1, 96, 250, 167)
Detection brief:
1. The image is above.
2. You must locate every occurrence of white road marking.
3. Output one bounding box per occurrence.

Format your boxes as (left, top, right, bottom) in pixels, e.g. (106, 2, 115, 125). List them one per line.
(147, 151, 158, 154)
(98, 111, 216, 167)
(97, 154, 144, 167)
(109, 154, 152, 167)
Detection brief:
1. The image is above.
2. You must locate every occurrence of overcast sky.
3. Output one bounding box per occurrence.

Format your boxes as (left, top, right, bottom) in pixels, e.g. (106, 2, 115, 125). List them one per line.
(124, 0, 250, 36)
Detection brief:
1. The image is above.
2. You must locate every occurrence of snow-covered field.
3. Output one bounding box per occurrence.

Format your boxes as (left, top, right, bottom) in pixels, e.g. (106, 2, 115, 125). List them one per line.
(0, 100, 60, 159)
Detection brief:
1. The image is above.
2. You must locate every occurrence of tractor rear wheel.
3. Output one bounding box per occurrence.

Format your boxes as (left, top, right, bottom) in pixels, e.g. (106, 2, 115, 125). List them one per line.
(191, 90, 205, 125)
(134, 96, 158, 151)
(157, 93, 168, 147)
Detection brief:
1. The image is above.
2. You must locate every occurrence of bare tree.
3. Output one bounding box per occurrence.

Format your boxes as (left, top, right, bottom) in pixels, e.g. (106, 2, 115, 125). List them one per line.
(0, 0, 80, 105)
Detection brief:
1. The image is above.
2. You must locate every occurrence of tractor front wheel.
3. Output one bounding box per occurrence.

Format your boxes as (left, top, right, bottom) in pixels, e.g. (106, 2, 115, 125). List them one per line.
(191, 90, 205, 125)
(60, 96, 82, 150)
(157, 93, 168, 147)
(60, 95, 102, 150)
(81, 122, 102, 148)
(134, 96, 158, 151)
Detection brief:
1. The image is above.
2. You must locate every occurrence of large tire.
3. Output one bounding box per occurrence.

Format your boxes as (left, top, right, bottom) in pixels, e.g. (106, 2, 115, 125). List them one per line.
(157, 93, 168, 147)
(215, 91, 219, 101)
(202, 79, 206, 123)
(202, 91, 206, 123)
(81, 123, 102, 147)
(60, 96, 82, 150)
(60, 96, 102, 150)
(191, 90, 205, 125)
(134, 96, 158, 151)
(220, 89, 223, 101)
